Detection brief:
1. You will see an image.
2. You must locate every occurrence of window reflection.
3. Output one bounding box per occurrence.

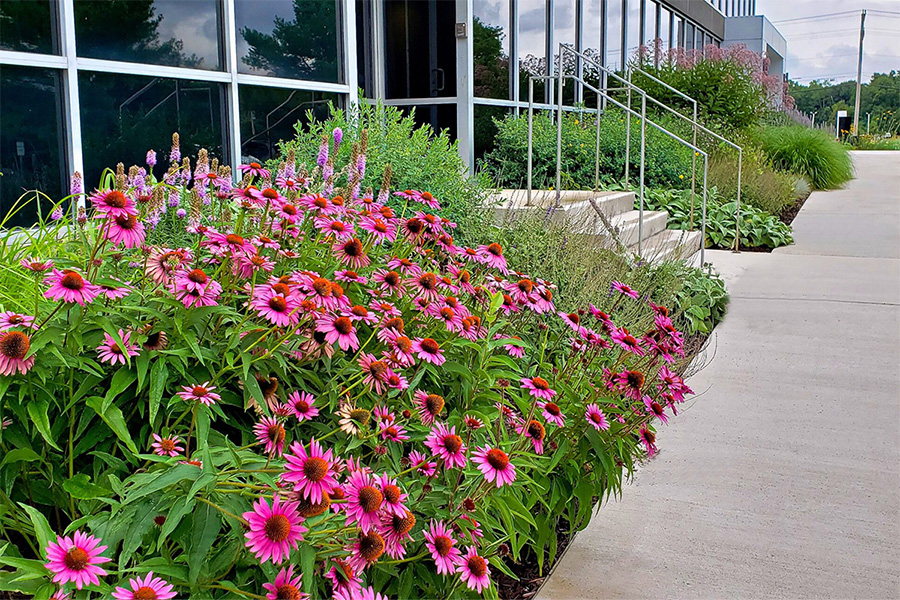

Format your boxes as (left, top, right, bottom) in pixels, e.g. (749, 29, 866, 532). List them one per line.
(235, 0, 342, 83)
(240, 85, 340, 163)
(0, 0, 58, 54)
(474, 104, 509, 161)
(78, 71, 225, 189)
(659, 7, 671, 53)
(74, 1, 222, 70)
(0, 65, 66, 227)
(518, 0, 546, 101)
(625, 0, 640, 65)
(473, 0, 511, 100)
(606, 0, 624, 71)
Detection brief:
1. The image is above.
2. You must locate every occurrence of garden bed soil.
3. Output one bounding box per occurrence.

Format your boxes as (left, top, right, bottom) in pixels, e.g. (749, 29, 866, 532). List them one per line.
(496, 517, 578, 599)
(779, 190, 813, 226)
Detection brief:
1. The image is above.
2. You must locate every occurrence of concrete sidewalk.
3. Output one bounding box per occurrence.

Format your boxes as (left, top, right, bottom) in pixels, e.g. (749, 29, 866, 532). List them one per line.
(537, 151, 900, 599)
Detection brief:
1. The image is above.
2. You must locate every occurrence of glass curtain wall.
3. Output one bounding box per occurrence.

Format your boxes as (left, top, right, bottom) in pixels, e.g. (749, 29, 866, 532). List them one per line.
(606, 0, 624, 71)
(517, 0, 546, 101)
(473, 0, 511, 100)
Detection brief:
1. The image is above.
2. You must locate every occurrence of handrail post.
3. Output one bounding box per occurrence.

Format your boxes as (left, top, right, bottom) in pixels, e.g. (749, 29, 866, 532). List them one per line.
(690, 101, 697, 229)
(625, 70, 632, 189)
(555, 50, 564, 208)
(734, 148, 742, 252)
(701, 154, 708, 266)
(527, 77, 534, 205)
(638, 92, 646, 258)
(595, 89, 601, 191)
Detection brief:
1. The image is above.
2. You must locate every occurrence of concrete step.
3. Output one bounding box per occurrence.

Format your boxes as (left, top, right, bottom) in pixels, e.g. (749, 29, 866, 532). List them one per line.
(632, 228, 703, 264)
(490, 189, 635, 223)
(608, 210, 668, 247)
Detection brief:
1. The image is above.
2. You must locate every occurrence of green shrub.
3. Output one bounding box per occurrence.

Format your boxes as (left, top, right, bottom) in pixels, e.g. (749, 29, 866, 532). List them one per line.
(708, 147, 797, 215)
(480, 109, 693, 191)
(650, 262, 729, 335)
(757, 126, 853, 189)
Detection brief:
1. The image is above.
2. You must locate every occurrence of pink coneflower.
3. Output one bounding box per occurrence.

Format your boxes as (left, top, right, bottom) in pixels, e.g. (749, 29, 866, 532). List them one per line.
(105, 214, 146, 248)
(0, 311, 34, 331)
(177, 381, 221, 406)
(90, 189, 136, 219)
(380, 422, 409, 444)
(171, 269, 222, 309)
(411, 337, 445, 366)
(464, 414, 484, 429)
(150, 433, 184, 457)
(371, 269, 404, 296)
(344, 470, 385, 532)
(315, 314, 360, 351)
(610, 369, 645, 401)
(611, 327, 645, 356)
(424, 520, 461, 575)
(335, 269, 367, 285)
(243, 495, 306, 564)
(585, 404, 610, 431)
(314, 216, 354, 240)
(538, 400, 565, 427)
(558, 311, 584, 334)
(472, 445, 516, 488)
(0, 331, 35, 375)
(516, 419, 546, 454)
(639, 426, 658, 457)
(359, 216, 397, 244)
(332, 238, 370, 269)
(424, 422, 467, 469)
(376, 473, 408, 518)
(98, 283, 131, 300)
(238, 162, 271, 179)
(347, 305, 378, 326)
(456, 546, 492, 593)
(409, 272, 441, 301)
(254, 417, 287, 456)
(611, 280, 640, 299)
(357, 586, 390, 600)
(145, 247, 192, 285)
(657, 366, 693, 402)
(44, 269, 101, 306)
(643, 395, 669, 424)
(111, 571, 177, 600)
(252, 292, 299, 327)
(325, 558, 363, 600)
(44, 530, 109, 589)
(476, 243, 508, 273)
(432, 305, 463, 332)
(252, 187, 287, 206)
(235, 253, 275, 278)
(20, 257, 54, 272)
(96, 329, 140, 366)
(414, 390, 445, 425)
(287, 390, 318, 421)
(408, 450, 437, 476)
(263, 565, 308, 600)
(379, 507, 415, 560)
(282, 438, 340, 504)
(358, 354, 392, 394)
(495, 334, 524, 358)
(521, 376, 556, 401)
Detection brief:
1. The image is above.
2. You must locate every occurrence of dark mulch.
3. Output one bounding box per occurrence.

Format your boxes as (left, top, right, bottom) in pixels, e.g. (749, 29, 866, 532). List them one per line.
(779, 189, 813, 226)
(496, 517, 577, 600)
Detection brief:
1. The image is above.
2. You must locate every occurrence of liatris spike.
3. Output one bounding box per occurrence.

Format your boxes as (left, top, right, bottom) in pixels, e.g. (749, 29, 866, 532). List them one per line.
(146, 149, 157, 167)
(169, 132, 180, 164)
(70, 171, 83, 196)
(316, 134, 329, 167)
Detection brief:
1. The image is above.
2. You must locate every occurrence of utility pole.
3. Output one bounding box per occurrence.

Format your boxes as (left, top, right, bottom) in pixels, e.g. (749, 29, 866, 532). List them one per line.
(853, 9, 866, 136)
(811, 111, 817, 128)
(866, 112, 871, 134)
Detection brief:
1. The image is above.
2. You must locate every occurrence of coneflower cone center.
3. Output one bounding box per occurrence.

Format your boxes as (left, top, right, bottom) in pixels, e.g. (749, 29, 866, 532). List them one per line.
(358, 531, 385, 560)
(590, 412, 603, 424)
(269, 296, 288, 312)
(357, 486, 383, 512)
(60, 272, 85, 290)
(440, 307, 454, 321)
(443, 435, 463, 454)
(418, 273, 436, 290)
(349, 409, 369, 424)
(334, 317, 353, 334)
(517, 279, 533, 293)
(342, 240, 362, 256)
(392, 510, 415, 535)
(296, 494, 330, 518)
(267, 424, 285, 443)
(294, 399, 309, 412)
(63, 546, 90, 571)
(225, 234, 244, 246)
(527, 420, 545, 441)
(487, 243, 503, 256)
(643, 430, 656, 444)
(395, 336, 412, 352)
(626, 371, 645, 389)
(0, 332, 29, 359)
(275, 584, 302, 600)
(272, 283, 291, 296)
(425, 394, 444, 415)
(420, 338, 439, 354)
(532, 377, 550, 390)
(382, 484, 401, 504)
(385, 317, 403, 331)
(264, 514, 291, 542)
(467, 555, 488, 576)
(434, 536, 453, 556)
(133, 586, 158, 600)
(302, 457, 329, 482)
(368, 361, 388, 378)
(651, 402, 664, 415)
(486, 448, 509, 470)
(544, 402, 561, 416)
(351, 306, 368, 318)
(384, 271, 400, 286)
(160, 438, 176, 452)
(115, 214, 137, 229)
(193, 386, 208, 397)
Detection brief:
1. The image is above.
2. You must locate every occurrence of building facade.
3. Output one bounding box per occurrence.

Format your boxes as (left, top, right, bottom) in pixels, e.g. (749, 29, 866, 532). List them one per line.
(1, 0, 760, 225)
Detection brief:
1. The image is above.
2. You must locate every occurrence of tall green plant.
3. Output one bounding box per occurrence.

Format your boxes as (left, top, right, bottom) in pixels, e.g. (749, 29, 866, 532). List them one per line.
(756, 126, 853, 189)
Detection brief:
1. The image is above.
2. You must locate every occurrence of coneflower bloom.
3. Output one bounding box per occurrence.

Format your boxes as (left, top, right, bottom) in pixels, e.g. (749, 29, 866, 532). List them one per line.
(263, 565, 308, 600)
(611, 280, 640, 299)
(424, 423, 467, 469)
(326, 558, 362, 600)
(145, 247, 192, 285)
(337, 402, 370, 436)
(521, 376, 556, 401)
(657, 366, 692, 402)
(411, 337, 445, 366)
(611, 327, 645, 356)
(424, 520, 461, 575)
(456, 546, 491, 593)
(495, 334, 525, 358)
(347, 304, 378, 325)
(171, 270, 222, 309)
(90, 189, 136, 218)
(44, 530, 109, 589)
(379, 509, 416, 559)
(380, 422, 409, 444)
(315, 314, 360, 351)
(251, 187, 286, 206)
(476, 243, 508, 273)
(558, 311, 585, 334)
(143, 330, 168, 352)
(376, 473, 408, 517)
(414, 390, 445, 425)
(585, 404, 610, 431)
(472, 446, 516, 487)
(111, 571, 177, 600)
(643, 395, 669, 424)
(20, 257, 54, 272)
(252, 292, 299, 327)
(371, 269, 404, 296)
(538, 400, 565, 427)
(254, 417, 287, 456)
(432, 305, 463, 332)
(105, 214, 145, 248)
(98, 283, 131, 300)
(610, 369, 645, 401)
(358, 354, 392, 394)
(238, 162, 271, 179)
(333, 238, 370, 269)
(359, 216, 397, 244)
(287, 390, 318, 421)
(235, 253, 275, 278)
(150, 433, 184, 457)
(408, 450, 437, 477)
(281, 438, 340, 504)
(177, 381, 221, 406)
(335, 270, 367, 285)
(409, 272, 441, 301)
(0, 312, 34, 331)
(243, 495, 306, 564)
(516, 419, 546, 454)
(44, 269, 101, 306)
(314, 216, 355, 240)
(639, 426, 658, 457)
(344, 471, 385, 532)
(96, 330, 140, 365)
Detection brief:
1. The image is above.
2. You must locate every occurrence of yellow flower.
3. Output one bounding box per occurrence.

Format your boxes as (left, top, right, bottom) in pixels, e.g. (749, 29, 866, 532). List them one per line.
(574, 119, 579, 124)
(679, 174, 684, 179)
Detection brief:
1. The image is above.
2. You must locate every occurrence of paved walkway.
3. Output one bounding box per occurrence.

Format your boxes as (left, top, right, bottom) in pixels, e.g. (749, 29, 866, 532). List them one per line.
(537, 151, 900, 599)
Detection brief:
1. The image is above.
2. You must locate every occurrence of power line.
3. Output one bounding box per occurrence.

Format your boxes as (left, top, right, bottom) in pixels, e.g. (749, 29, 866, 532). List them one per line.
(772, 10, 860, 25)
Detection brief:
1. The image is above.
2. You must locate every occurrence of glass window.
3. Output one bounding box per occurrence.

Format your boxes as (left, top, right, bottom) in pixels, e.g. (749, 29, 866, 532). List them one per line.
(398, 104, 457, 140)
(684, 22, 694, 51)
(624, 0, 640, 66)
(518, 0, 546, 101)
(78, 71, 225, 189)
(356, 0, 375, 97)
(553, 0, 576, 103)
(583, 0, 602, 106)
(473, 0, 511, 100)
(644, 1, 657, 48)
(658, 7, 670, 53)
(0, 65, 66, 227)
(74, 1, 222, 70)
(235, 0, 342, 83)
(383, 0, 456, 99)
(240, 85, 341, 163)
(605, 0, 624, 71)
(0, 0, 58, 54)
(474, 104, 509, 161)
(673, 15, 683, 49)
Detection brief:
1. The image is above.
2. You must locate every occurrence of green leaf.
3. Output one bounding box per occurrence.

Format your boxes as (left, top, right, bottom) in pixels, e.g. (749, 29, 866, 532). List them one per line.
(189, 502, 221, 583)
(62, 474, 110, 500)
(102, 368, 136, 413)
(85, 396, 139, 455)
(0, 448, 41, 466)
(149, 359, 169, 425)
(299, 543, 316, 595)
(124, 463, 197, 504)
(159, 496, 195, 546)
(195, 405, 210, 451)
(19, 504, 54, 557)
(26, 400, 60, 451)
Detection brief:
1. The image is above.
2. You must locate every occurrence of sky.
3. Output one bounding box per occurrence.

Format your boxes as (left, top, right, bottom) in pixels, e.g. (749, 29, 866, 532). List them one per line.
(757, 0, 900, 83)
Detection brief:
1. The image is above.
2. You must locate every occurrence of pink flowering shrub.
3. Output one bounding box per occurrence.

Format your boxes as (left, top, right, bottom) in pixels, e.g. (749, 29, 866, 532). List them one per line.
(0, 129, 694, 599)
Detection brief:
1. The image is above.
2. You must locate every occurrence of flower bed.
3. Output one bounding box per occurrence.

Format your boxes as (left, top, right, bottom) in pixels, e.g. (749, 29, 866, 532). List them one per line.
(0, 129, 694, 600)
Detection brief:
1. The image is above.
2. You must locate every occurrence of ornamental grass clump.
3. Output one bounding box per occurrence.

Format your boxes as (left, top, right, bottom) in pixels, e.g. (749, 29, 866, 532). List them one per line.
(0, 128, 695, 600)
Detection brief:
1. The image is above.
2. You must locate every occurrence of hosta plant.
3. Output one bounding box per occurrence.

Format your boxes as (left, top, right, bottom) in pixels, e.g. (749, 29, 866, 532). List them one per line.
(0, 129, 694, 600)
